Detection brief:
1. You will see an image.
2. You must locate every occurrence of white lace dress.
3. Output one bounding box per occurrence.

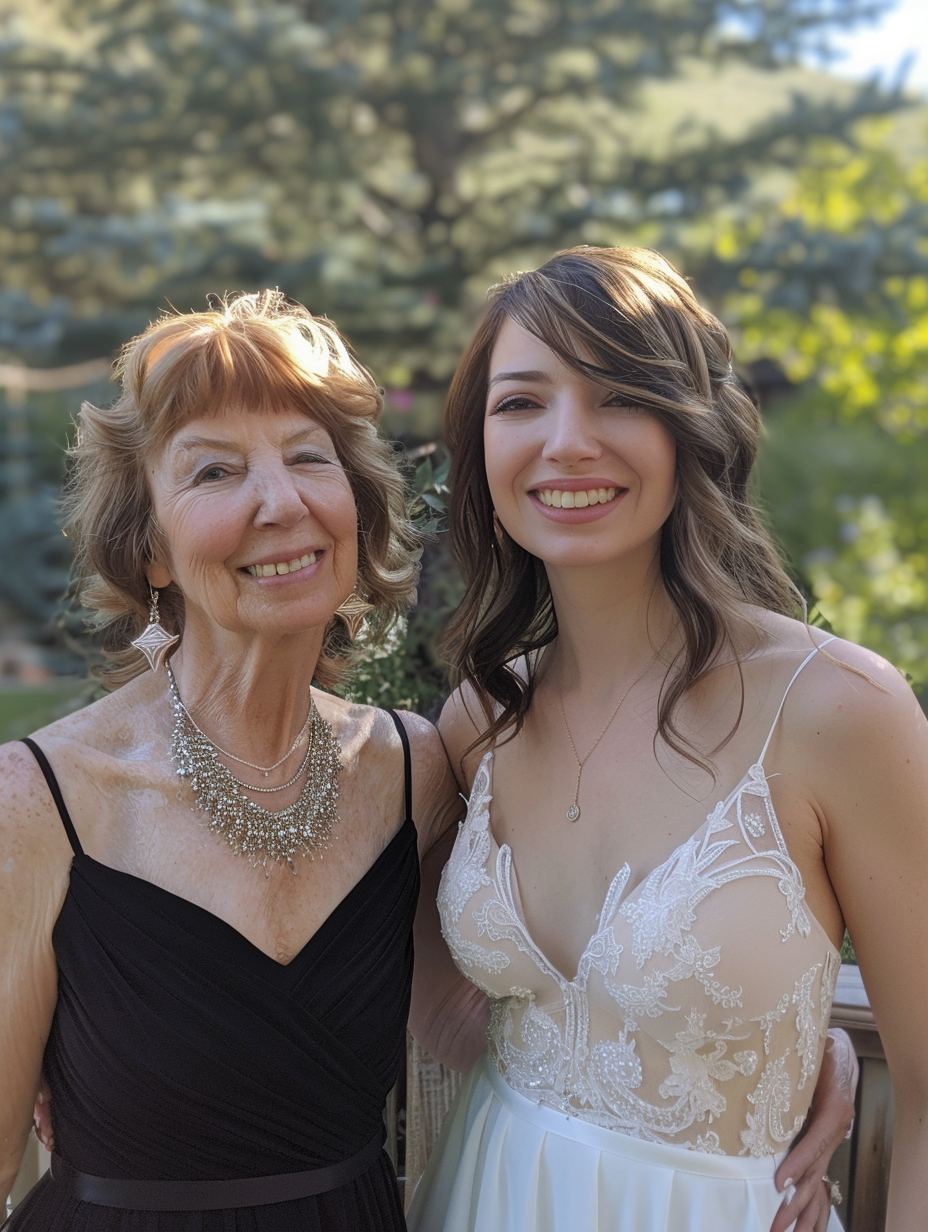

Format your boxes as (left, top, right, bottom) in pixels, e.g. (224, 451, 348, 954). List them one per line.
(407, 646, 844, 1232)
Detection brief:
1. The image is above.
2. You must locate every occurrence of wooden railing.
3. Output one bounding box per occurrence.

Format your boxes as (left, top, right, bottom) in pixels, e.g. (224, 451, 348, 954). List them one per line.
(828, 963, 893, 1232)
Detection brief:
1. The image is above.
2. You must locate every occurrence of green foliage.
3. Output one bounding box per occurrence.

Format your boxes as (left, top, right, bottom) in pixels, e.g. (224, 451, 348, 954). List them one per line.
(408, 447, 450, 538)
(0, 0, 906, 379)
(719, 127, 928, 692)
(0, 680, 92, 743)
(340, 540, 462, 719)
(806, 496, 928, 684)
(722, 122, 928, 431)
(341, 448, 458, 717)
(1, 0, 925, 715)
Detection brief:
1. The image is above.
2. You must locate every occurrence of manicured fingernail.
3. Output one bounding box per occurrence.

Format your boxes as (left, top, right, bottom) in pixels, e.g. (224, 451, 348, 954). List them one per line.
(783, 1179, 796, 1204)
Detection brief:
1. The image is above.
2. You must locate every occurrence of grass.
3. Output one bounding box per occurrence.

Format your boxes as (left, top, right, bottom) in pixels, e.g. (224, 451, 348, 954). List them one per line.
(0, 680, 92, 744)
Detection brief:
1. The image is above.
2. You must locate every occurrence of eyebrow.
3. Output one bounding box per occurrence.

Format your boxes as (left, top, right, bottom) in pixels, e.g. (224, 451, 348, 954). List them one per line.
(487, 369, 552, 388)
(171, 425, 328, 454)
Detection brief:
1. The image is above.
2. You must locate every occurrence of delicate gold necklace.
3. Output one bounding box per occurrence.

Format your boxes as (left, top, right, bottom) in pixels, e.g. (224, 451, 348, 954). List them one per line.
(166, 664, 341, 870)
(557, 642, 664, 822)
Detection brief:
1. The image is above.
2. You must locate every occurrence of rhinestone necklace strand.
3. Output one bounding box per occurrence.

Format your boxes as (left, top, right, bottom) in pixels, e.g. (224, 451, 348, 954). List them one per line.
(557, 640, 665, 823)
(168, 681, 310, 777)
(166, 664, 341, 870)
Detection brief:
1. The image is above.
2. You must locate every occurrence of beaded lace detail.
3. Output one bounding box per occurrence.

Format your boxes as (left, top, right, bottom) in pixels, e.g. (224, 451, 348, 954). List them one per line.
(437, 646, 841, 1157)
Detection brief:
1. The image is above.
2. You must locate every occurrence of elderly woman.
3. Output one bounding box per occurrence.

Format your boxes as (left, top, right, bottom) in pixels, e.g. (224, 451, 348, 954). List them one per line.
(0, 292, 456, 1230)
(407, 246, 928, 1232)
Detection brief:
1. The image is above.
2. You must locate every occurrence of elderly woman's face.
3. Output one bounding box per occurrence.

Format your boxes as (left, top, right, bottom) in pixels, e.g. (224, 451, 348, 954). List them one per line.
(146, 405, 358, 642)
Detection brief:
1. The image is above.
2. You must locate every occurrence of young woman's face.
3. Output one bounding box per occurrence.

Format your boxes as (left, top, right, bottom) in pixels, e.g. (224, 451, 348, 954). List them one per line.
(483, 317, 677, 574)
(146, 405, 358, 641)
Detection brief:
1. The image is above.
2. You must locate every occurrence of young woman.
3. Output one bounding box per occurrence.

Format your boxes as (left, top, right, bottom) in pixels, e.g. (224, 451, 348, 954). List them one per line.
(407, 247, 928, 1231)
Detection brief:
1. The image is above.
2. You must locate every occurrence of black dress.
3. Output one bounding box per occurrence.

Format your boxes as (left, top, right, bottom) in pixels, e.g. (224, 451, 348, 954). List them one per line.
(5, 714, 418, 1231)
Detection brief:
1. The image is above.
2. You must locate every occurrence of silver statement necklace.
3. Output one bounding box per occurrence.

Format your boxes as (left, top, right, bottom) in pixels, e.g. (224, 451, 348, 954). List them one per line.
(557, 642, 664, 823)
(169, 683, 311, 785)
(166, 664, 341, 870)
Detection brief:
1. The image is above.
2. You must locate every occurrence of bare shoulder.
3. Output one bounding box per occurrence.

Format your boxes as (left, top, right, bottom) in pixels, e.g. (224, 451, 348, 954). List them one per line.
(788, 629, 920, 733)
(322, 695, 460, 852)
(0, 736, 66, 843)
(322, 693, 445, 769)
(438, 681, 494, 792)
(767, 625, 928, 797)
(749, 612, 914, 709)
(0, 738, 75, 929)
(378, 707, 462, 854)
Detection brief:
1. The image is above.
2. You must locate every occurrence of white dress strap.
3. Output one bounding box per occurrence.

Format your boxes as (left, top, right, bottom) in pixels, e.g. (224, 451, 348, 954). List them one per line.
(756, 635, 837, 766)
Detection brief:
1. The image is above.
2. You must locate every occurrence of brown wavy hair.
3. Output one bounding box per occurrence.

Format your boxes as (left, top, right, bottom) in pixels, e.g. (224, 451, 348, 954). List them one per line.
(64, 290, 420, 688)
(441, 245, 802, 762)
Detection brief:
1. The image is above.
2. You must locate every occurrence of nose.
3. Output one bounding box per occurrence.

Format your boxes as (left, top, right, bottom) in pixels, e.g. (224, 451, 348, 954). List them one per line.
(251, 464, 308, 528)
(541, 399, 602, 465)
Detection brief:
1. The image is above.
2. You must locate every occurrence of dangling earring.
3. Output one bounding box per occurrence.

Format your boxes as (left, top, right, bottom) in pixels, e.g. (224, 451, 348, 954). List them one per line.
(131, 584, 180, 671)
(334, 591, 374, 640)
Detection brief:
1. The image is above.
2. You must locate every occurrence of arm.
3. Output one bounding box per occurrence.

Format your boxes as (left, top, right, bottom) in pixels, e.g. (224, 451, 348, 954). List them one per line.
(804, 651, 928, 1232)
(0, 744, 69, 1202)
(400, 696, 492, 1072)
(410, 822, 491, 1071)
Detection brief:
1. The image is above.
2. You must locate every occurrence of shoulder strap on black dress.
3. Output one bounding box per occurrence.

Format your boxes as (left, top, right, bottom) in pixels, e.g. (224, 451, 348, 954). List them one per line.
(385, 710, 413, 825)
(21, 736, 84, 856)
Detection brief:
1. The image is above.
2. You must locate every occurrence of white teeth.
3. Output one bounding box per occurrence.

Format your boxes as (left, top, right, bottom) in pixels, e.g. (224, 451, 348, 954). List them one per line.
(246, 552, 316, 577)
(536, 487, 617, 509)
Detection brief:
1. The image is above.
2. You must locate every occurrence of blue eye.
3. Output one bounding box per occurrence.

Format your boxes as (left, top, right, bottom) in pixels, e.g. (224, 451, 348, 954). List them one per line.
(197, 465, 229, 482)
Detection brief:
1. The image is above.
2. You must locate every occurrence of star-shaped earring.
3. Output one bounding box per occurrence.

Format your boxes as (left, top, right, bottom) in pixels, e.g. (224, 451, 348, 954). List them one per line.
(334, 591, 374, 639)
(130, 586, 179, 671)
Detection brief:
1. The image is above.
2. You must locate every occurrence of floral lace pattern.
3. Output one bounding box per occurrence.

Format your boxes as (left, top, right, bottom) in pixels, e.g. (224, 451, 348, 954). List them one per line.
(437, 667, 841, 1158)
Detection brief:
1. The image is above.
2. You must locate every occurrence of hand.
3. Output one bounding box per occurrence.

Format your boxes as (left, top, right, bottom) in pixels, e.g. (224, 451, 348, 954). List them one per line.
(33, 1078, 54, 1153)
(770, 1029, 857, 1232)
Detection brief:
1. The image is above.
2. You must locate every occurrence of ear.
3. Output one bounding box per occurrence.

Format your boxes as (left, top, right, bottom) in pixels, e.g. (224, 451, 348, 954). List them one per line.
(146, 560, 172, 590)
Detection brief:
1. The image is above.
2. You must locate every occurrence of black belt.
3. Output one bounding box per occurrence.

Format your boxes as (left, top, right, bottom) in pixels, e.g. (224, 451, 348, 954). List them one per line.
(48, 1131, 385, 1211)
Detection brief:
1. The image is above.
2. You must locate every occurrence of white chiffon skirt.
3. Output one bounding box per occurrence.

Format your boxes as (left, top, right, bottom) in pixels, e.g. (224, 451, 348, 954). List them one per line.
(406, 1055, 844, 1232)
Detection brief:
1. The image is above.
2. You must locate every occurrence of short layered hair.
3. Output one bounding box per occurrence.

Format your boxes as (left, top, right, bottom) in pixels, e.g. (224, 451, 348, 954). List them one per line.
(65, 290, 420, 688)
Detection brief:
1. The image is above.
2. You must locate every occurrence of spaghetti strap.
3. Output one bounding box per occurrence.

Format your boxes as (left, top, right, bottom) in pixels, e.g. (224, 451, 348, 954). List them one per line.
(21, 736, 85, 856)
(386, 710, 414, 825)
(756, 635, 837, 766)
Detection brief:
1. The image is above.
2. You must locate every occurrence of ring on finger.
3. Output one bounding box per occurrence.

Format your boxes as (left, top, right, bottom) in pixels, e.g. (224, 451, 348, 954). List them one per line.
(822, 1175, 842, 1206)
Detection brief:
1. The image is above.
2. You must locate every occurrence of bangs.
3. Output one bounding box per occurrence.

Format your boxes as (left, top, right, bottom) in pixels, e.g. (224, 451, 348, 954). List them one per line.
(495, 262, 705, 417)
(120, 304, 381, 454)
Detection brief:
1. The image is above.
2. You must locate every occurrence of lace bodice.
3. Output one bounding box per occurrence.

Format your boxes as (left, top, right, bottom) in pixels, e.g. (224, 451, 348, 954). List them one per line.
(437, 645, 841, 1158)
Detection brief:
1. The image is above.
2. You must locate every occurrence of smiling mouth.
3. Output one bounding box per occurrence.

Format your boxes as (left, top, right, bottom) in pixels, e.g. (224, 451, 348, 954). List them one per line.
(535, 487, 618, 509)
(244, 552, 317, 577)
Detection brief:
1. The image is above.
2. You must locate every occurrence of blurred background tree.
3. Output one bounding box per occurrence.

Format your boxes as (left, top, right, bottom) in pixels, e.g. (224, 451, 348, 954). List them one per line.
(721, 123, 928, 687)
(0, 0, 925, 717)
